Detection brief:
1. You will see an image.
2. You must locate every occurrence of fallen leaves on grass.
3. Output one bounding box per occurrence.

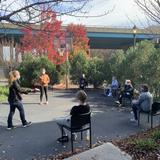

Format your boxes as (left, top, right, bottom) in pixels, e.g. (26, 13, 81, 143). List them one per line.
(113, 125, 160, 160)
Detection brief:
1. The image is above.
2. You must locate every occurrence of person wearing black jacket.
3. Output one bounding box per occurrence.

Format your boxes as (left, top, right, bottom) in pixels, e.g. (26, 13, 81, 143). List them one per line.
(7, 70, 32, 130)
(79, 74, 88, 90)
(56, 90, 90, 142)
(115, 79, 134, 106)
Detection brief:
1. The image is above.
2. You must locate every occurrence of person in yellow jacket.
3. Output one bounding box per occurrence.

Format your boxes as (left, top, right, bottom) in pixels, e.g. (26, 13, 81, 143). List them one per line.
(39, 68, 50, 105)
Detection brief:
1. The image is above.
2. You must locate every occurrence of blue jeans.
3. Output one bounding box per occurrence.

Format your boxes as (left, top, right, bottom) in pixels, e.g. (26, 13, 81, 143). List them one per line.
(7, 101, 27, 127)
(56, 116, 71, 135)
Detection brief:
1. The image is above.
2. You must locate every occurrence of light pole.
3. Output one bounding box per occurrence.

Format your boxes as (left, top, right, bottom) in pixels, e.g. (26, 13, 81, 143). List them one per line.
(55, 33, 72, 89)
(155, 38, 160, 49)
(65, 32, 73, 89)
(132, 25, 137, 52)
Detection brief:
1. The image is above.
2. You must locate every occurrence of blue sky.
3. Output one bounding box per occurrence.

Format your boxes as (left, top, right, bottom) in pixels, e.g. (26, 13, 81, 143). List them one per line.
(61, 0, 149, 28)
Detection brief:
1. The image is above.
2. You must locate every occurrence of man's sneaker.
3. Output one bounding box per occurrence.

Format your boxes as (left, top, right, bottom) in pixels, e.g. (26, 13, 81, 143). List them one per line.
(39, 102, 43, 105)
(45, 101, 48, 105)
(57, 135, 69, 142)
(130, 118, 138, 122)
(23, 122, 32, 128)
(6, 127, 12, 130)
(6, 126, 16, 130)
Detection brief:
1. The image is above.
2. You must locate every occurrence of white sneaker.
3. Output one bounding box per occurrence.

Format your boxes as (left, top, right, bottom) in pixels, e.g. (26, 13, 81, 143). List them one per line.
(115, 101, 120, 104)
(108, 93, 112, 97)
(130, 118, 138, 122)
(6, 126, 16, 130)
(22, 122, 32, 128)
(6, 127, 12, 130)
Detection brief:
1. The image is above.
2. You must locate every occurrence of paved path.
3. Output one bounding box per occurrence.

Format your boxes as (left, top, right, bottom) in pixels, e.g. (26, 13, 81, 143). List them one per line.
(0, 89, 151, 160)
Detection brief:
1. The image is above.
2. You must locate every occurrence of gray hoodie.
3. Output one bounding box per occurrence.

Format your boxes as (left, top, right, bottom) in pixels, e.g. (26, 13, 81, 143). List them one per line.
(138, 91, 153, 112)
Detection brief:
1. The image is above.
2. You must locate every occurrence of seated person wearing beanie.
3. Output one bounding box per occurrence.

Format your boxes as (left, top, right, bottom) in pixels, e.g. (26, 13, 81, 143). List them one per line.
(56, 90, 90, 142)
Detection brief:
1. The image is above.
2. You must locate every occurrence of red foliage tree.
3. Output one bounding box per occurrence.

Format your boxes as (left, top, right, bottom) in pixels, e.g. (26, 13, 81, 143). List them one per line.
(66, 23, 90, 57)
(20, 10, 67, 65)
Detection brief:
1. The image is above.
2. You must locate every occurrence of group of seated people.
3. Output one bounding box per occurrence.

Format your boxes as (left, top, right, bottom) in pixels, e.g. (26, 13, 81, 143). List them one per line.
(116, 82, 153, 123)
(103, 78, 153, 123)
(103, 78, 133, 102)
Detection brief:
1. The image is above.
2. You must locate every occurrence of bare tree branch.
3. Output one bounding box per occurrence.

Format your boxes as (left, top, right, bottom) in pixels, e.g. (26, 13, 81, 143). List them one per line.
(135, 0, 160, 24)
(0, 0, 90, 24)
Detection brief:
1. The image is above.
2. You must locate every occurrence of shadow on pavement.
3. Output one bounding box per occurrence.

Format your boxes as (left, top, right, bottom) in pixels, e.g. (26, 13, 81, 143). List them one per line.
(0, 89, 153, 160)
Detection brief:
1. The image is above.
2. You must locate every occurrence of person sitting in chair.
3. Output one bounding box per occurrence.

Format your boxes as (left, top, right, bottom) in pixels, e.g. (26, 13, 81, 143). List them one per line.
(115, 79, 134, 106)
(56, 90, 90, 142)
(130, 84, 153, 122)
(111, 76, 119, 98)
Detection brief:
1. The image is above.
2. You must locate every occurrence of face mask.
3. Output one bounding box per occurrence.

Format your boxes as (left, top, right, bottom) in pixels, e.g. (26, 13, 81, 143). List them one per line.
(17, 75, 20, 79)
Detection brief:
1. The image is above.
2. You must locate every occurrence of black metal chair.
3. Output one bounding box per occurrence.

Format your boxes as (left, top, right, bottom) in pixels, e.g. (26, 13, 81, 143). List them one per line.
(61, 112, 92, 153)
(138, 102, 160, 128)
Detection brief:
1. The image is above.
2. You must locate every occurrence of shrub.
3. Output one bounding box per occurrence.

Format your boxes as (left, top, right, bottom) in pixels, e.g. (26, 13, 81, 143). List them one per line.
(70, 52, 88, 84)
(87, 57, 105, 88)
(134, 138, 157, 150)
(151, 130, 160, 140)
(18, 54, 59, 87)
(0, 86, 8, 102)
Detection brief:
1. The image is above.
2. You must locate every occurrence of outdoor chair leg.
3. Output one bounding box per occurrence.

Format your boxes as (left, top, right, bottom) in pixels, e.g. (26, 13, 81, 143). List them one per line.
(61, 127, 64, 137)
(71, 131, 74, 153)
(138, 111, 140, 126)
(151, 115, 153, 128)
(61, 127, 64, 145)
(147, 114, 150, 123)
(89, 128, 92, 148)
(81, 131, 83, 140)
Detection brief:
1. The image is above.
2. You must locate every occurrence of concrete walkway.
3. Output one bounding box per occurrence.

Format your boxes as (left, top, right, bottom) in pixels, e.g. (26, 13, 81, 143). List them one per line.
(0, 89, 150, 160)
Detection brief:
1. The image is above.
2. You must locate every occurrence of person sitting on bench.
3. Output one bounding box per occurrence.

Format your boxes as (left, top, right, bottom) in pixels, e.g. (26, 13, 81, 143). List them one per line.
(56, 90, 90, 142)
(130, 84, 153, 122)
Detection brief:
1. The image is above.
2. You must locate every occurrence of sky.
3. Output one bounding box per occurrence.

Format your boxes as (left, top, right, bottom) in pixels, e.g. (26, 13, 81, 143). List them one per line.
(61, 0, 149, 28)
(0, 0, 150, 28)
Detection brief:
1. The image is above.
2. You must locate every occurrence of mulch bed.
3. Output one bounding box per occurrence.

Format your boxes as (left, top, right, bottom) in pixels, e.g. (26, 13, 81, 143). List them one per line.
(112, 125, 160, 160)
